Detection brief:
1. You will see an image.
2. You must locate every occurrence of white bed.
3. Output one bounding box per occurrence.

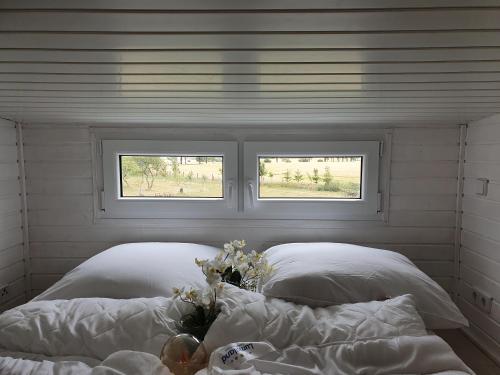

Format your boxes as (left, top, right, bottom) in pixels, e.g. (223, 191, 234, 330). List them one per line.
(0, 243, 474, 375)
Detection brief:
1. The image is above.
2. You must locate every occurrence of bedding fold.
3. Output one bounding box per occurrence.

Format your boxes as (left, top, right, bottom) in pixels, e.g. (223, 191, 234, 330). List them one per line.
(0, 287, 473, 375)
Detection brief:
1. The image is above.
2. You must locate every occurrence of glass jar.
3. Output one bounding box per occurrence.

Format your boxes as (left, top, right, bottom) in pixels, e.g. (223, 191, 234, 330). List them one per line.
(160, 333, 208, 375)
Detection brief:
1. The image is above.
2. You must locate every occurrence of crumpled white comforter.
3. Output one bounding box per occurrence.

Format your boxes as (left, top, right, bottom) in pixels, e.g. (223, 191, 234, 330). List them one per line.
(0, 287, 473, 375)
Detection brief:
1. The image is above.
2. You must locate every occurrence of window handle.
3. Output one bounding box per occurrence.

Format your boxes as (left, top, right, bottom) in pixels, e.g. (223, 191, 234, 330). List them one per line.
(247, 180, 255, 208)
(226, 179, 234, 208)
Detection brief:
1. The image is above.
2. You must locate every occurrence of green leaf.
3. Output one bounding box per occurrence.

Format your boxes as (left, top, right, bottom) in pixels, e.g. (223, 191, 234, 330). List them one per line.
(227, 270, 242, 286)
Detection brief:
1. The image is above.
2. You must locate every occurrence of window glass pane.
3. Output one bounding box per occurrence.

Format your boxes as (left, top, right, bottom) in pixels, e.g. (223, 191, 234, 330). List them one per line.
(258, 156, 362, 199)
(120, 155, 223, 198)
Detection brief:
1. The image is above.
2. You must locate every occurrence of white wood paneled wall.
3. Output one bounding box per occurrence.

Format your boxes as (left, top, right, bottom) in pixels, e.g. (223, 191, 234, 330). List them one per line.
(23, 125, 459, 298)
(0, 118, 26, 312)
(460, 114, 500, 363)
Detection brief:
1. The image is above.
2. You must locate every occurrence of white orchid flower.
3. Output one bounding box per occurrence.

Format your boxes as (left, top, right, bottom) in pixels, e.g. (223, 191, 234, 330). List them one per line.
(206, 269, 222, 287)
(172, 287, 185, 298)
(223, 243, 235, 254)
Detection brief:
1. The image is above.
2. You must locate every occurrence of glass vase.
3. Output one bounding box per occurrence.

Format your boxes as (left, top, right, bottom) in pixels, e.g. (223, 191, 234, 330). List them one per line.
(160, 333, 208, 375)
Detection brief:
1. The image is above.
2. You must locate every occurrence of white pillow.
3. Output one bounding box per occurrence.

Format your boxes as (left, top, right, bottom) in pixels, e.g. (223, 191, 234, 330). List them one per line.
(262, 242, 467, 329)
(33, 242, 219, 301)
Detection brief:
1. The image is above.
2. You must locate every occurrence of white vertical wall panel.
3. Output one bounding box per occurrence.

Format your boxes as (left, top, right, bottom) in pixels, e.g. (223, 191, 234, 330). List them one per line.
(460, 113, 500, 363)
(0, 118, 25, 312)
(24, 125, 458, 298)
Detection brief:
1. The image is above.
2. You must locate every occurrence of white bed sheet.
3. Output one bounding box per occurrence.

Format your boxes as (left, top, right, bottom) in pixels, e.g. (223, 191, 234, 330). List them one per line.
(0, 287, 473, 375)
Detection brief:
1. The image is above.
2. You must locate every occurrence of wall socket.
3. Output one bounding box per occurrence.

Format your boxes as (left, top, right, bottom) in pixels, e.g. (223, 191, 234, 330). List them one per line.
(471, 287, 493, 314)
(0, 285, 9, 304)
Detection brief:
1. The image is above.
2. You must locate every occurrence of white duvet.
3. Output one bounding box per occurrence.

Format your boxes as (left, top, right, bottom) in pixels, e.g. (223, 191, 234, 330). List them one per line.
(0, 287, 473, 375)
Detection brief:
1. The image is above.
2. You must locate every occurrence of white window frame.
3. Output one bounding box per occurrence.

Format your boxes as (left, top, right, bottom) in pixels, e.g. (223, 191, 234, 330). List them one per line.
(243, 141, 381, 220)
(101, 140, 238, 219)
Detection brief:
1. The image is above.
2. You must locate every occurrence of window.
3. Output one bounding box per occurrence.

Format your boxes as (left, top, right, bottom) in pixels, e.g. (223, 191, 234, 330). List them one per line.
(244, 141, 381, 220)
(119, 155, 224, 199)
(96, 137, 385, 221)
(258, 156, 363, 200)
(100, 140, 237, 219)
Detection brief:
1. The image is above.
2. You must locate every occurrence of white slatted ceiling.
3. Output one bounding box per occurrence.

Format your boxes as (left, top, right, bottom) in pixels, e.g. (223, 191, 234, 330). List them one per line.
(0, 1, 499, 125)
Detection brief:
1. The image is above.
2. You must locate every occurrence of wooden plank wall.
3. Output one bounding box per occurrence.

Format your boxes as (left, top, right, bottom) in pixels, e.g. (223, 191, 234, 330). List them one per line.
(22, 124, 459, 299)
(0, 118, 26, 311)
(459, 114, 500, 362)
(0, 1, 500, 126)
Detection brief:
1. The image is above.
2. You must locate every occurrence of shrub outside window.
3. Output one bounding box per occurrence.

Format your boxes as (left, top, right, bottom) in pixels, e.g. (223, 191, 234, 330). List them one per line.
(101, 140, 238, 219)
(244, 141, 381, 220)
(119, 155, 224, 199)
(258, 156, 363, 200)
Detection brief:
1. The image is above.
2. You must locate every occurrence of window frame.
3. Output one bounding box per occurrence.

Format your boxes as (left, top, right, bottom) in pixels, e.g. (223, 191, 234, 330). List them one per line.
(100, 140, 238, 219)
(243, 141, 381, 220)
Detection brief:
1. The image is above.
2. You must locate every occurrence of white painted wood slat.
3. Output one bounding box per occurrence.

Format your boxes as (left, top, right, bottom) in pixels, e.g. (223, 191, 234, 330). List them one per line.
(463, 196, 500, 222)
(462, 247, 500, 284)
(25, 162, 92, 179)
(5, 72, 500, 85)
(26, 178, 93, 195)
(0, 245, 24, 268)
(388, 211, 455, 228)
(0, 163, 19, 180)
(0, 196, 21, 215)
(27, 194, 92, 211)
(462, 213, 500, 243)
(391, 144, 458, 161)
(0, 126, 17, 146)
(0, 212, 22, 233)
(390, 178, 457, 195)
(0, 261, 24, 286)
(0, 227, 22, 251)
(461, 229, 500, 263)
(5, 31, 500, 50)
(24, 144, 91, 161)
(22, 128, 90, 144)
(5, 48, 500, 64)
(390, 195, 456, 211)
(28, 224, 456, 244)
(392, 128, 458, 144)
(4, 62, 500, 76)
(1, 106, 493, 116)
(1, 10, 500, 32)
(0, 145, 19, 162)
(391, 161, 458, 178)
(3, 96, 500, 105)
(1, 103, 499, 113)
(4, 114, 485, 126)
(1, 0, 497, 10)
(0, 180, 20, 198)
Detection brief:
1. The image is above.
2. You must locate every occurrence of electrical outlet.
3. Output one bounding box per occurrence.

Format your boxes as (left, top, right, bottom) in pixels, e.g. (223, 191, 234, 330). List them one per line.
(0, 285, 9, 304)
(472, 287, 493, 314)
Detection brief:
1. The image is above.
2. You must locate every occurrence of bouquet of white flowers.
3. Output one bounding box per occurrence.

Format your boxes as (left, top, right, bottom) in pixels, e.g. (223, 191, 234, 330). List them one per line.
(196, 240, 273, 292)
(173, 240, 272, 340)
